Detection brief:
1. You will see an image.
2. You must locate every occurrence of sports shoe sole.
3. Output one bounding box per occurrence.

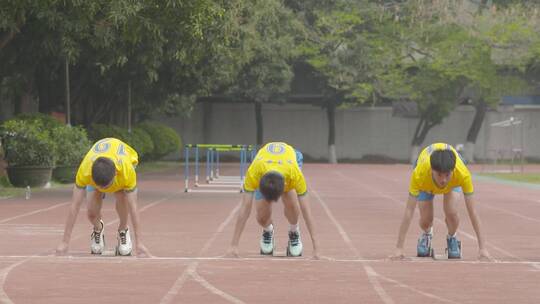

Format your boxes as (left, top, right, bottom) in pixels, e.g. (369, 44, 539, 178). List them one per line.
(260, 241, 274, 255)
(115, 246, 132, 256)
(446, 240, 462, 259)
(286, 245, 302, 257)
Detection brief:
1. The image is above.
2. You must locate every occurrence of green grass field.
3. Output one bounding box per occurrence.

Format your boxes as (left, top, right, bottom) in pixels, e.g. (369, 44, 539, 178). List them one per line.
(478, 173, 540, 185)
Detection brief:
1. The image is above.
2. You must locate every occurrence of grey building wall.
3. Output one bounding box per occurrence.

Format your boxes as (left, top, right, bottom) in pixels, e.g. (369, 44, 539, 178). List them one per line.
(158, 103, 540, 162)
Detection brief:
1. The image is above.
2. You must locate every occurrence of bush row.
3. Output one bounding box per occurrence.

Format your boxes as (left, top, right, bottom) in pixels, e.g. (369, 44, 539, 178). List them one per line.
(0, 114, 181, 169)
(88, 122, 181, 160)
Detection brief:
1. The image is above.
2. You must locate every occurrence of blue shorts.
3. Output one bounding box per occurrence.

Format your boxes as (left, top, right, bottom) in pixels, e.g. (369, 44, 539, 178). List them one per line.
(86, 186, 107, 199)
(417, 187, 462, 201)
(254, 149, 303, 201)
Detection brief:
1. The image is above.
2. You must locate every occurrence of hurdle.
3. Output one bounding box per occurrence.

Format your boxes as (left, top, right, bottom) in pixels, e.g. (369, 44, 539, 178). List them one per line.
(484, 116, 525, 173)
(183, 144, 255, 193)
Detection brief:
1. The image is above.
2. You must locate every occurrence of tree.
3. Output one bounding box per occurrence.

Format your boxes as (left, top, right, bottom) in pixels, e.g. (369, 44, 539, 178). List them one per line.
(289, 0, 394, 162)
(406, 1, 537, 162)
(224, 0, 303, 145)
(0, 0, 246, 126)
(374, 0, 536, 161)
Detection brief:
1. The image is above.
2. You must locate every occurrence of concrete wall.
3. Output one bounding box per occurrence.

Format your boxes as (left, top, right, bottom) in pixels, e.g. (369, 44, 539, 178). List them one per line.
(157, 102, 540, 162)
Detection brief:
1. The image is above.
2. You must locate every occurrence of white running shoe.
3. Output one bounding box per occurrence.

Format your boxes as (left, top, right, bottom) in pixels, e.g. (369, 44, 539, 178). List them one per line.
(116, 228, 133, 256)
(260, 228, 274, 255)
(287, 230, 303, 257)
(90, 220, 105, 254)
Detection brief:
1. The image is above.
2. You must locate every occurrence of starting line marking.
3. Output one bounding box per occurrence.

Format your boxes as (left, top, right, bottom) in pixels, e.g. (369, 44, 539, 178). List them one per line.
(0, 254, 539, 266)
(186, 189, 240, 193)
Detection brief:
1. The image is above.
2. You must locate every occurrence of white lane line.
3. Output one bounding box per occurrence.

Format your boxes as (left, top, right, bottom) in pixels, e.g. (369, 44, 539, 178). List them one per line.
(0, 193, 178, 304)
(160, 202, 241, 304)
(0, 251, 540, 269)
(343, 170, 540, 270)
(322, 172, 467, 303)
(312, 189, 394, 304)
(191, 271, 246, 304)
(480, 204, 540, 224)
(375, 272, 460, 304)
(0, 254, 539, 266)
(0, 202, 70, 224)
(336, 171, 522, 260)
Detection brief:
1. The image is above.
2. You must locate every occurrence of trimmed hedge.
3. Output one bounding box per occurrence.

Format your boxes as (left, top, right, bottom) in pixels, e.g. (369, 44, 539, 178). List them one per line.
(138, 122, 181, 160)
(88, 124, 129, 142)
(126, 127, 154, 159)
(88, 124, 156, 159)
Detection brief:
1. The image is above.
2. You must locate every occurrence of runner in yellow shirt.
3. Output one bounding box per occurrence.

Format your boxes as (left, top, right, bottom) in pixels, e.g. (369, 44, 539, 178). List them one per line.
(391, 143, 492, 260)
(227, 142, 319, 258)
(55, 138, 151, 257)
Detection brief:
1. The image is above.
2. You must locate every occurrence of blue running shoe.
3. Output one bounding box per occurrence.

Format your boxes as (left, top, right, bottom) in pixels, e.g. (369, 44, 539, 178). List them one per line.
(446, 235, 461, 259)
(417, 232, 433, 257)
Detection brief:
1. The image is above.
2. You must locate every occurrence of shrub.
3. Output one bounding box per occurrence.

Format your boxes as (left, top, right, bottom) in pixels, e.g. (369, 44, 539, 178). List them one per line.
(125, 127, 154, 159)
(52, 125, 92, 166)
(0, 120, 56, 167)
(88, 124, 129, 142)
(88, 124, 155, 157)
(137, 122, 181, 160)
(14, 113, 63, 130)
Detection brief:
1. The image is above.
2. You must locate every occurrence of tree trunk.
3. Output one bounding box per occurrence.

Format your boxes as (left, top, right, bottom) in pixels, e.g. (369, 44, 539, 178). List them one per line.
(16, 78, 35, 114)
(0, 30, 16, 50)
(410, 145, 421, 164)
(0, 17, 22, 50)
(326, 102, 337, 163)
(464, 99, 487, 163)
(410, 117, 436, 163)
(255, 101, 263, 145)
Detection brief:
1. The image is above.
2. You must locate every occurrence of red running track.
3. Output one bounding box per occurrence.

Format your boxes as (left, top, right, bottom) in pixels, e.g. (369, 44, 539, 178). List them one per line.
(0, 163, 539, 303)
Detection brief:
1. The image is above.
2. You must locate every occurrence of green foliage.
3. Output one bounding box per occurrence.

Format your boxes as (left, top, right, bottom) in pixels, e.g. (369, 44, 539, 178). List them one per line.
(125, 127, 154, 159)
(0, 120, 56, 167)
(87, 124, 129, 142)
(137, 122, 181, 160)
(52, 125, 92, 166)
(2, 0, 540, 143)
(87, 124, 157, 158)
(1, 0, 244, 123)
(13, 113, 63, 130)
(225, 0, 304, 103)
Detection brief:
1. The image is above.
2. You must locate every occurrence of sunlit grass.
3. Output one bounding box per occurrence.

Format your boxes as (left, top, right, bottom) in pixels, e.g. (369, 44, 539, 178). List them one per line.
(478, 173, 540, 184)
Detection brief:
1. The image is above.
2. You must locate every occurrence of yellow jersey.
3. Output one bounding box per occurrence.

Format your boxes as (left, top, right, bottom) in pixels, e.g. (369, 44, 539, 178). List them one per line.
(244, 142, 307, 195)
(75, 138, 138, 193)
(409, 143, 473, 197)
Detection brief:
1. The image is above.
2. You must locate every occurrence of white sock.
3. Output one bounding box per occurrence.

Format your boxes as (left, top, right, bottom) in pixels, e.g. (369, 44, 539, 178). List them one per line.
(424, 227, 433, 235)
(289, 223, 299, 232)
(448, 232, 457, 238)
(263, 224, 273, 232)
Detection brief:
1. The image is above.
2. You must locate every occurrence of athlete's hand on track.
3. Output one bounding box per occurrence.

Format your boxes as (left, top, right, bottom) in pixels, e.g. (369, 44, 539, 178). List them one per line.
(388, 248, 405, 260)
(478, 248, 494, 261)
(55, 241, 69, 256)
(225, 246, 240, 258)
(136, 243, 153, 258)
